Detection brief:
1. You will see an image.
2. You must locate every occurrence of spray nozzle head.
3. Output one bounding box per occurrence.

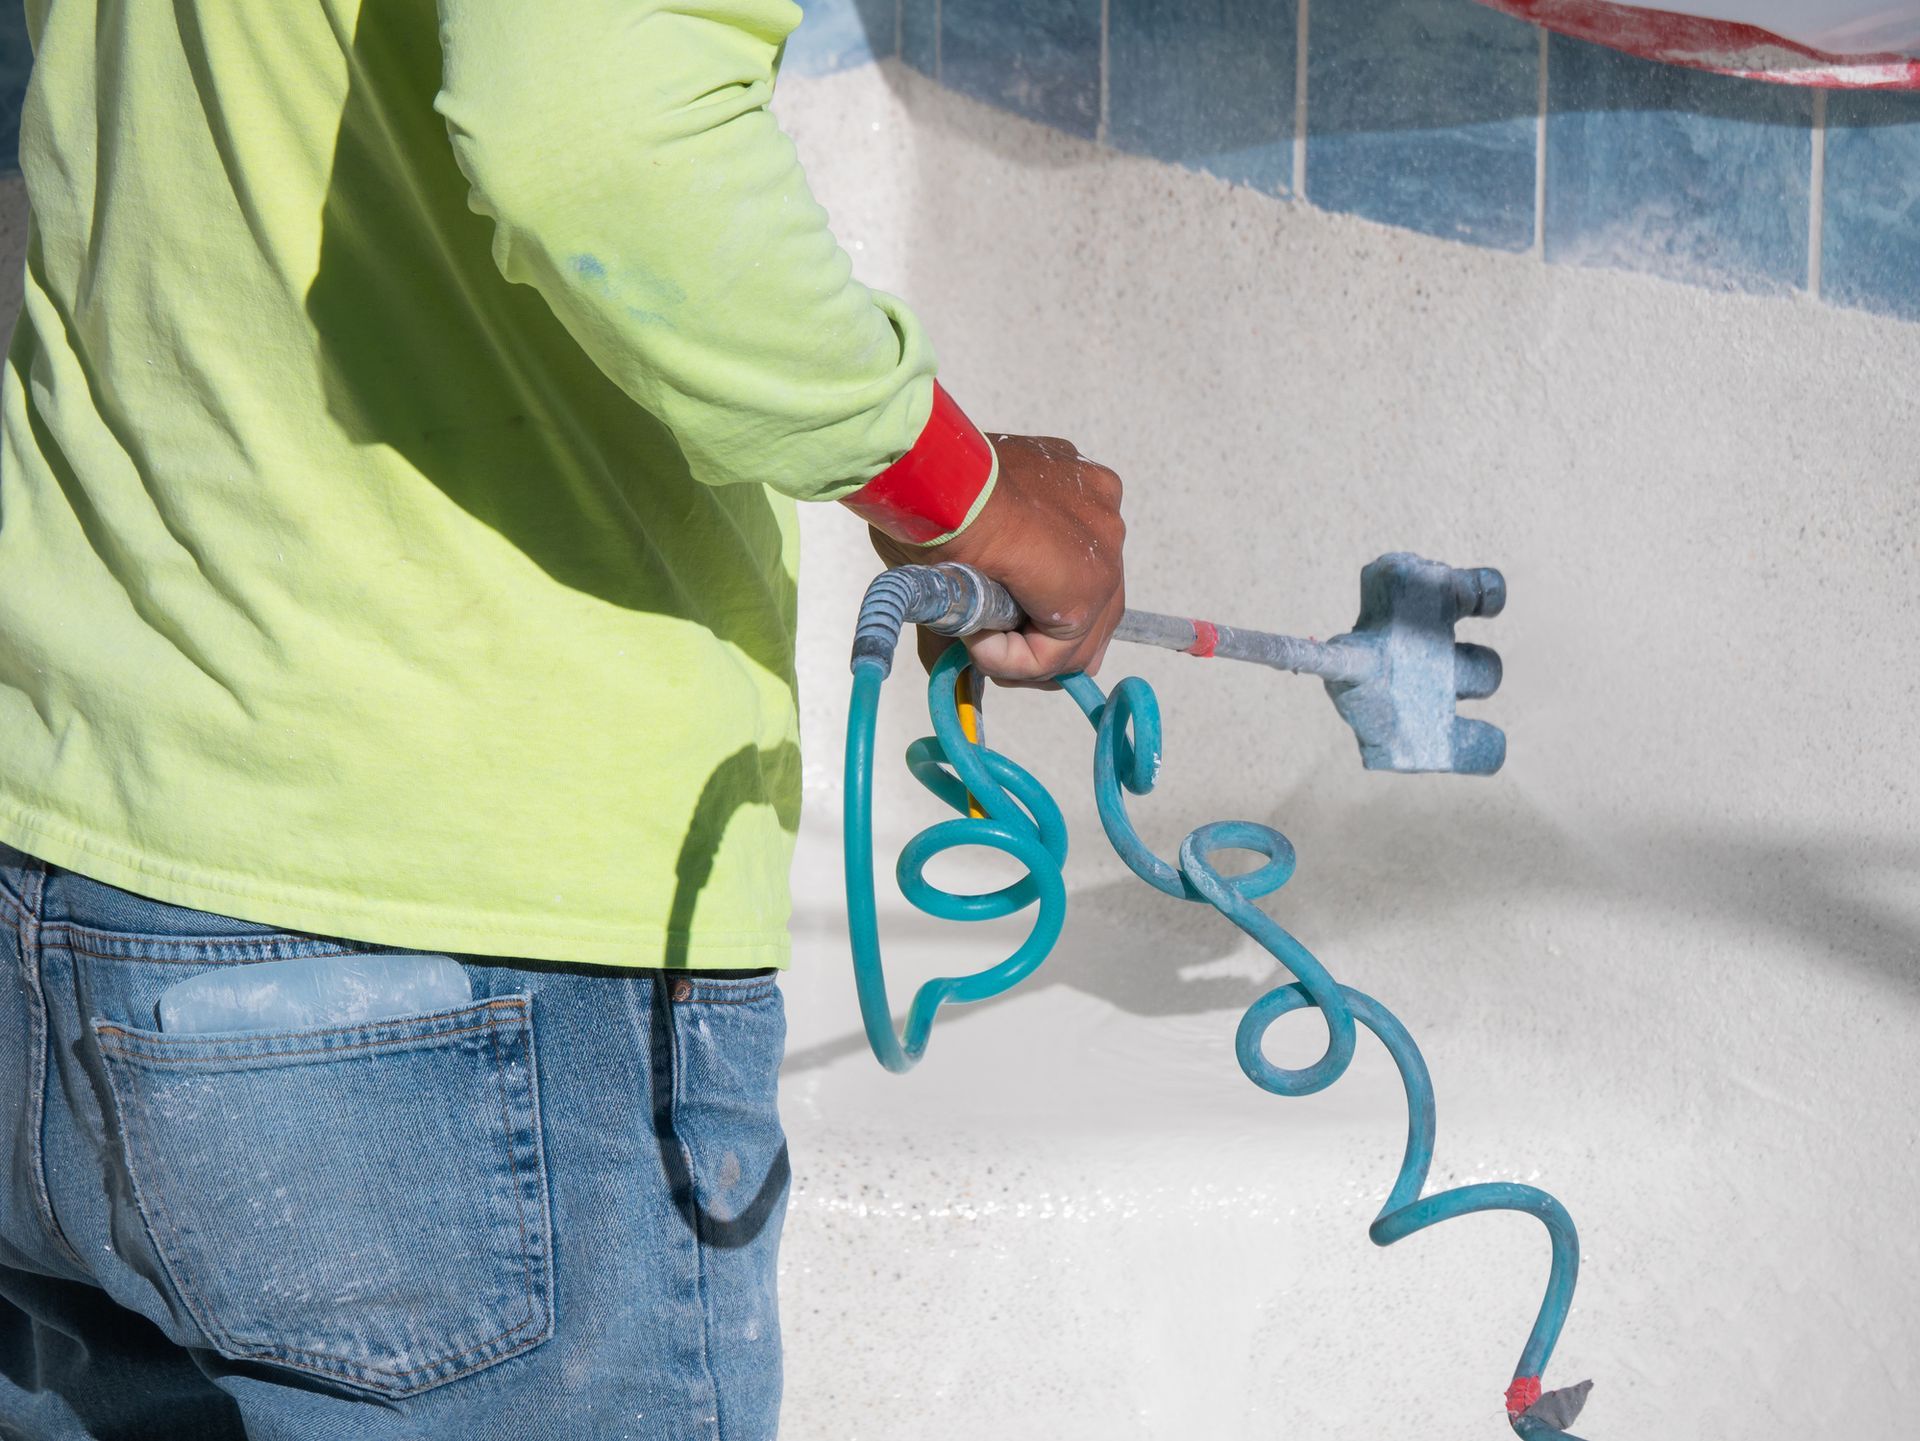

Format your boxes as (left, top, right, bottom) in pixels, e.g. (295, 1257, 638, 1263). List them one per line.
(1322, 553, 1508, 776)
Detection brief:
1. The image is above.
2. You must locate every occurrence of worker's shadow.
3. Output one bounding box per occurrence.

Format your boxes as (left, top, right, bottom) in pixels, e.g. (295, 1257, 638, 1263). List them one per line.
(302, 1, 799, 699)
(784, 779, 1920, 1074)
(662, 742, 803, 970)
(653, 742, 801, 1247)
(1284, 786, 1920, 995)
(649, 972, 793, 1251)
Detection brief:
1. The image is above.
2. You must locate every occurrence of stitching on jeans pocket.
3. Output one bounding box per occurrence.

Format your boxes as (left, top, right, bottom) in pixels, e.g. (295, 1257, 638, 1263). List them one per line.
(91, 996, 555, 1398)
(43, 924, 387, 964)
(96, 999, 528, 1058)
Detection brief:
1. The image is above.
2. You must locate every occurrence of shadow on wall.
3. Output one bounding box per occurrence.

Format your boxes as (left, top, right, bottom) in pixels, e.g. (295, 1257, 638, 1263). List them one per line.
(1277, 784, 1920, 996)
(787, 779, 1920, 1073)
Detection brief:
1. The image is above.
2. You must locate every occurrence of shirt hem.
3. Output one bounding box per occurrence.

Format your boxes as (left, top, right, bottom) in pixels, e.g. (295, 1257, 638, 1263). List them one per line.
(0, 800, 792, 971)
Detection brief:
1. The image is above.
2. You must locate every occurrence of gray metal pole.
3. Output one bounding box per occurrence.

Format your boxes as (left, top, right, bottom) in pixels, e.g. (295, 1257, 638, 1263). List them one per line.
(1111, 609, 1373, 684)
(910, 563, 1376, 685)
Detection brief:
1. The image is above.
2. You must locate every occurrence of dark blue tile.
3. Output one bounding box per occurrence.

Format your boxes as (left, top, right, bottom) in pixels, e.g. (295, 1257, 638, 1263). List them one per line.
(0, 5, 28, 176)
(942, 0, 1101, 139)
(901, 0, 937, 77)
(1307, 0, 1537, 251)
(1108, 1, 1296, 197)
(785, 0, 896, 77)
(1545, 34, 1812, 294)
(1822, 89, 1920, 322)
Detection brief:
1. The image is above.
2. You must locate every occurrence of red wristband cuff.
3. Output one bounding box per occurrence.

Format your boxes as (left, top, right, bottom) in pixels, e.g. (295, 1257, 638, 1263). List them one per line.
(841, 383, 995, 545)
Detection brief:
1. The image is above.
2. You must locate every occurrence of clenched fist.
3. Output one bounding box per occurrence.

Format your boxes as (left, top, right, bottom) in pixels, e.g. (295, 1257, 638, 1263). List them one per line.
(870, 433, 1126, 684)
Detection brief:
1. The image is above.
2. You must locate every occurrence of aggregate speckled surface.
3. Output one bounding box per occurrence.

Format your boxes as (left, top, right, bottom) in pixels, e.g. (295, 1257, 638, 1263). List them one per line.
(775, 60, 1920, 1441)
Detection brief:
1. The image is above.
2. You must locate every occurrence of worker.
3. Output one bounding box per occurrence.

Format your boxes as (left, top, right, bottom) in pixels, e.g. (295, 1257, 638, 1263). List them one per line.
(0, 3, 1125, 1437)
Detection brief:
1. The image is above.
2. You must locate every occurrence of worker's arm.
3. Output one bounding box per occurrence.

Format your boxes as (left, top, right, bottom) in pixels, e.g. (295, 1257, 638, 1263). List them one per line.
(434, 0, 1123, 678)
(435, 0, 936, 500)
(873, 434, 1126, 683)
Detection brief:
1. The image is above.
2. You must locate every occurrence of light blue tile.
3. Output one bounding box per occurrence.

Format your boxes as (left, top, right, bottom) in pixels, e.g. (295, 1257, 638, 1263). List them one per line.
(1307, 0, 1538, 251)
(1822, 89, 1920, 323)
(1545, 34, 1812, 294)
(901, 0, 937, 76)
(942, 0, 1101, 139)
(0, 5, 27, 175)
(1108, 0, 1296, 197)
(785, 0, 895, 77)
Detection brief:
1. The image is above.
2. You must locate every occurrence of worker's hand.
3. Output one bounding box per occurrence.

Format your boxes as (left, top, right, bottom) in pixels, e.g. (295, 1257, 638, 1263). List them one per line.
(869, 433, 1126, 684)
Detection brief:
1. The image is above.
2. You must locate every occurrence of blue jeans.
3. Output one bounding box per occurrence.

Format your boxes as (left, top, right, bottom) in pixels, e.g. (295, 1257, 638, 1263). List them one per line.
(0, 842, 789, 1438)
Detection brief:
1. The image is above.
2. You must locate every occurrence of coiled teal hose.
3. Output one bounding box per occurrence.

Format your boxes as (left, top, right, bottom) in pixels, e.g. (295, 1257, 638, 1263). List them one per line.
(844, 638, 1590, 1438)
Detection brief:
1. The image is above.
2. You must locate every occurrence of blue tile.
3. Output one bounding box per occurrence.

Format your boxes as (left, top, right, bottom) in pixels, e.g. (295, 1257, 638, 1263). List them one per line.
(1822, 89, 1920, 322)
(1108, 1, 1296, 197)
(1307, 0, 1538, 251)
(942, 0, 1101, 139)
(1545, 34, 1812, 294)
(0, 5, 27, 175)
(785, 0, 895, 77)
(901, 0, 937, 76)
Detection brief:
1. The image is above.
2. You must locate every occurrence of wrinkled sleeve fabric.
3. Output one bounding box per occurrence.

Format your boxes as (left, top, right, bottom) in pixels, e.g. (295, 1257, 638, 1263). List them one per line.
(433, 0, 935, 501)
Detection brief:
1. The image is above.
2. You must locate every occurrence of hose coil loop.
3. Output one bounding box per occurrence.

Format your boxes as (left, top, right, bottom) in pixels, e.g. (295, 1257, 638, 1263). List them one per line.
(844, 637, 1589, 1438)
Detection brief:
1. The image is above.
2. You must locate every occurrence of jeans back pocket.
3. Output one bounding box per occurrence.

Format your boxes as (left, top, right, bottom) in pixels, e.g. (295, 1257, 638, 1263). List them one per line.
(92, 995, 553, 1397)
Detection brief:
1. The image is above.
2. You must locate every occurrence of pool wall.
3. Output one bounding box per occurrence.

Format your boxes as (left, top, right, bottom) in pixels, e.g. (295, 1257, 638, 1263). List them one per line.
(775, 54, 1919, 1441)
(783, 0, 1920, 323)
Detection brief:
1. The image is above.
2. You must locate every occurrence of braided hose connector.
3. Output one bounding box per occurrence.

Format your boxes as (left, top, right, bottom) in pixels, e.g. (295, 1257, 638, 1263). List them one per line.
(850, 564, 1025, 677)
(850, 566, 936, 678)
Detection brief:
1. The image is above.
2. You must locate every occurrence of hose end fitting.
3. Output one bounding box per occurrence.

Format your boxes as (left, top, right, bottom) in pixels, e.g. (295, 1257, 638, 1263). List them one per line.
(1506, 1376, 1543, 1418)
(850, 564, 1023, 676)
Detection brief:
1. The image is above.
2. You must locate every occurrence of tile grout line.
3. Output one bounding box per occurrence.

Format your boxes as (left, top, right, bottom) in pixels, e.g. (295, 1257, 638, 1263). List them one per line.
(1098, 0, 1111, 146)
(1293, 0, 1310, 201)
(1533, 26, 1549, 259)
(934, 0, 942, 81)
(895, 0, 903, 59)
(1807, 88, 1827, 300)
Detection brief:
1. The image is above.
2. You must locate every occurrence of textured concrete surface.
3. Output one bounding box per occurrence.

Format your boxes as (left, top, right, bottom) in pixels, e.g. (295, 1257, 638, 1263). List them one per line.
(776, 61, 1920, 1440)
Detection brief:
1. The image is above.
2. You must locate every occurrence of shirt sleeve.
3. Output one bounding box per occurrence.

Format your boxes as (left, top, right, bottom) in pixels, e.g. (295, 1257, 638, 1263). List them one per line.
(433, 0, 935, 502)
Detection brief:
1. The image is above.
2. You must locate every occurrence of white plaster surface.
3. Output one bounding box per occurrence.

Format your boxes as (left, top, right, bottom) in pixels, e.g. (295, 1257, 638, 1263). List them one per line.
(773, 63, 1920, 1441)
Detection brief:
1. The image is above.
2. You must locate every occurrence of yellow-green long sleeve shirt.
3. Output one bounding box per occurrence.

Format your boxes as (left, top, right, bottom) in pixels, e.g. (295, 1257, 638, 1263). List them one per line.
(0, 0, 936, 965)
